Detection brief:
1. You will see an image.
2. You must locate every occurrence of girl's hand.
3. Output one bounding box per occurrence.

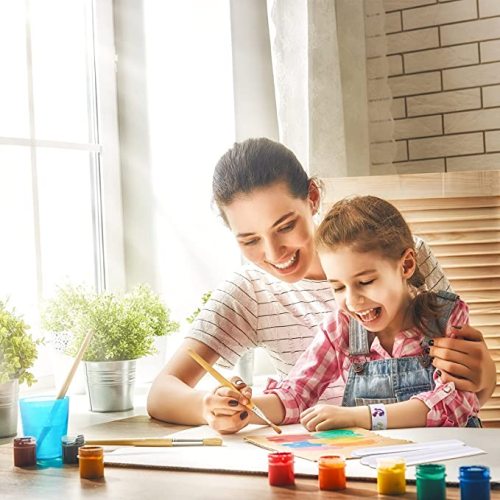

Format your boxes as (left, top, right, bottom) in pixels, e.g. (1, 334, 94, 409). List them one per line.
(430, 325, 495, 404)
(300, 405, 368, 431)
(202, 377, 252, 434)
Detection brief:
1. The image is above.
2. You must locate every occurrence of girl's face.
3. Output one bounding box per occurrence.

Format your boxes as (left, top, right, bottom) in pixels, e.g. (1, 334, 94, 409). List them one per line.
(319, 246, 415, 337)
(222, 181, 325, 282)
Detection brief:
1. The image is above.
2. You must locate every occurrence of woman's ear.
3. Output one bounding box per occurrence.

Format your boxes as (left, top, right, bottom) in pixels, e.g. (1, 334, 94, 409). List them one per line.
(401, 248, 417, 279)
(308, 180, 321, 215)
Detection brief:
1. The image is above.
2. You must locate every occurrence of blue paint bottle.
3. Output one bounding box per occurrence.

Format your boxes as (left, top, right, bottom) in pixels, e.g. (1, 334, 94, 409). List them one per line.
(459, 465, 490, 500)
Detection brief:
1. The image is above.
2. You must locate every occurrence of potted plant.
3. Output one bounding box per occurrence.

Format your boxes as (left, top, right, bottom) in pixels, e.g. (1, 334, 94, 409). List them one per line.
(0, 301, 40, 437)
(42, 284, 179, 412)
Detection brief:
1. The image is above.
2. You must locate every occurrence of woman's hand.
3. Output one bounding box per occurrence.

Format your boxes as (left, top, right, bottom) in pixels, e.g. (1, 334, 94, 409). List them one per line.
(202, 377, 252, 434)
(300, 405, 370, 431)
(430, 325, 495, 405)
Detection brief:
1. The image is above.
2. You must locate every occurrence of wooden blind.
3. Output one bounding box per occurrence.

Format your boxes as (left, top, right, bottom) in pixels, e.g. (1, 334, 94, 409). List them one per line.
(321, 170, 500, 425)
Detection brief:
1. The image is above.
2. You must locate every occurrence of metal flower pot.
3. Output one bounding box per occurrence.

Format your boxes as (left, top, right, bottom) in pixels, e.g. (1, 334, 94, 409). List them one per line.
(84, 360, 136, 412)
(0, 378, 19, 437)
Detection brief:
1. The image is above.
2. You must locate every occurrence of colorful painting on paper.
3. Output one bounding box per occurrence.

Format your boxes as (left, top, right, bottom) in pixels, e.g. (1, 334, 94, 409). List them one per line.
(244, 427, 410, 461)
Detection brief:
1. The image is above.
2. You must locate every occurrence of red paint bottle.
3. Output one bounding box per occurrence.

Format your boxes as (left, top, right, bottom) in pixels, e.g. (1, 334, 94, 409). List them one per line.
(268, 452, 295, 486)
(13, 437, 37, 467)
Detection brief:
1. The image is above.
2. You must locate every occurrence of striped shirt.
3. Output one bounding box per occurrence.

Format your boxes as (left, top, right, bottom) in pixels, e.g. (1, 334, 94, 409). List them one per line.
(186, 236, 451, 404)
(264, 299, 479, 427)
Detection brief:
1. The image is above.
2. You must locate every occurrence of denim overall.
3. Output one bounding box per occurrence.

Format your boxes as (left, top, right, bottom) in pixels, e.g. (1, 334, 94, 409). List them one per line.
(341, 290, 481, 427)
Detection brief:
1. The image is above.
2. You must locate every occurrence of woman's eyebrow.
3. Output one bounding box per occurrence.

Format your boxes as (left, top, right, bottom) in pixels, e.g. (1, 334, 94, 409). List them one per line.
(236, 212, 296, 238)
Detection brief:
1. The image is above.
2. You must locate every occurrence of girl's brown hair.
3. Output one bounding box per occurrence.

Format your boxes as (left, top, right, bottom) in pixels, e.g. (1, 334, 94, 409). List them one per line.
(315, 195, 442, 335)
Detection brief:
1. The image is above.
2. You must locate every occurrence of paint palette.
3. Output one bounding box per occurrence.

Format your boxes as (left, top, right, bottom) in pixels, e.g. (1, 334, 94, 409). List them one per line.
(244, 427, 411, 461)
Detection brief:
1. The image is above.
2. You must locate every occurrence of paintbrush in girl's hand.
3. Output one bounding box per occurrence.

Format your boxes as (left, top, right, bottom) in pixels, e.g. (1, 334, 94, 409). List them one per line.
(187, 349, 282, 434)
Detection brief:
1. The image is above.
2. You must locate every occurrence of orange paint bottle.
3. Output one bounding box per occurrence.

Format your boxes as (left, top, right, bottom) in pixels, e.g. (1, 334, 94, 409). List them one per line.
(78, 445, 104, 479)
(318, 455, 346, 491)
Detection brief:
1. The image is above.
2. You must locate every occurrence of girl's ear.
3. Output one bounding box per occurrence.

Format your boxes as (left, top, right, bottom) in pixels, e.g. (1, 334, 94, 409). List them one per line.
(401, 248, 417, 279)
(308, 180, 321, 215)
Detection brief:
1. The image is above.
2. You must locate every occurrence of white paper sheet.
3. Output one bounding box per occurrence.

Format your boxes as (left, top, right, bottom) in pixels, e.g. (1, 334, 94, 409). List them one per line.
(104, 424, 500, 485)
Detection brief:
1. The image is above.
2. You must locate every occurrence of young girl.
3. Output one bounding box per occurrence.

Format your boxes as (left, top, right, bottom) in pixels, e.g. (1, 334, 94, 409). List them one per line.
(147, 138, 493, 429)
(218, 196, 481, 432)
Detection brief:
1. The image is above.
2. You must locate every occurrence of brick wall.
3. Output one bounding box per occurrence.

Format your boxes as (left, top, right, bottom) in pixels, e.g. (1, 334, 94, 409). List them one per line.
(366, 0, 500, 174)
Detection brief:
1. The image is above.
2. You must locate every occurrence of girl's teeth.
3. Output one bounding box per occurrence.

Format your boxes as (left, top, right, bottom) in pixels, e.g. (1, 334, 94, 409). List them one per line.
(357, 308, 379, 322)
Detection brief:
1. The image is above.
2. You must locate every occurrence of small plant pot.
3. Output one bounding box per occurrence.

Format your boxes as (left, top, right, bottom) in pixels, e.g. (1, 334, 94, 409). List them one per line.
(0, 379, 19, 438)
(84, 360, 136, 412)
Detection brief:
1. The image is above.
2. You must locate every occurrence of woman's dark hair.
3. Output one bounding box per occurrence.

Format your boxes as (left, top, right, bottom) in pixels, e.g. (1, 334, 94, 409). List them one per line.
(212, 138, 313, 223)
(315, 195, 443, 336)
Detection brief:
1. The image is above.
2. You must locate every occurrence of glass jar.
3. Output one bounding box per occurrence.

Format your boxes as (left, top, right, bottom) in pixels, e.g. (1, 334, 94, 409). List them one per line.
(268, 451, 295, 486)
(318, 455, 346, 491)
(13, 437, 37, 467)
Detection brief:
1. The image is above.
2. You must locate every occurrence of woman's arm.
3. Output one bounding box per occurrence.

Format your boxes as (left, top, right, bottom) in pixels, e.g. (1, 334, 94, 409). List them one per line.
(430, 325, 496, 406)
(416, 237, 495, 402)
(147, 338, 219, 425)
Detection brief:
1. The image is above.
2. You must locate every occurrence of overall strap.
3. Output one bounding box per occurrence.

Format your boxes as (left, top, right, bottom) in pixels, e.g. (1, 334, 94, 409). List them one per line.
(348, 318, 371, 355)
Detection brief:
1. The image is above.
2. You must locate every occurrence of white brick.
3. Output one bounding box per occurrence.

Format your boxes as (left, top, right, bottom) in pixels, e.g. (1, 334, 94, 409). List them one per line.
(387, 28, 439, 55)
(384, 0, 436, 12)
(392, 158, 445, 173)
(395, 140, 408, 161)
(365, 0, 383, 17)
(483, 84, 500, 107)
(369, 99, 394, 121)
(371, 164, 397, 175)
(389, 72, 441, 97)
(392, 98, 406, 119)
(403, 0, 477, 30)
(409, 132, 483, 159)
(443, 62, 500, 89)
(444, 107, 500, 133)
(441, 17, 500, 46)
(481, 40, 500, 63)
(404, 44, 478, 73)
(388, 55, 403, 75)
(386, 11, 402, 33)
(365, 36, 387, 58)
(447, 152, 500, 170)
(394, 115, 442, 139)
(485, 131, 500, 152)
(365, 14, 385, 37)
(370, 120, 395, 143)
(479, 0, 500, 17)
(371, 141, 397, 164)
(368, 78, 393, 100)
(367, 56, 402, 78)
(407, 89, 481, 116)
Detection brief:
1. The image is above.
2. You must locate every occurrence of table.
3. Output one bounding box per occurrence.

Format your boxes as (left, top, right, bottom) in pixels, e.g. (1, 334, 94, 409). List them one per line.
(1, 415, 499, 499)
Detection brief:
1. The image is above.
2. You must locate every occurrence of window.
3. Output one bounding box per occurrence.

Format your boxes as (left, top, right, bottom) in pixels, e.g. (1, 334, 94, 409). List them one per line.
(0, 0, 123, 385)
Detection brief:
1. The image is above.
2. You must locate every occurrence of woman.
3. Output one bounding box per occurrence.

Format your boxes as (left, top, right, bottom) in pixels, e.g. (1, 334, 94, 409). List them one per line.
(147, 138, 495, 431)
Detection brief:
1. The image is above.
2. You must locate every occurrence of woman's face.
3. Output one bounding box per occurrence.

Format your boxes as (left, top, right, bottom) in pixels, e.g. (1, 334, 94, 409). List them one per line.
(222, 181, 324, 282)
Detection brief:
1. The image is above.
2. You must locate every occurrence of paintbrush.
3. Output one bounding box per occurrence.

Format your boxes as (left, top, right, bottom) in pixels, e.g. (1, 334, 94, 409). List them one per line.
(85, 437, 223, 447)
(187, 349, 282, 434)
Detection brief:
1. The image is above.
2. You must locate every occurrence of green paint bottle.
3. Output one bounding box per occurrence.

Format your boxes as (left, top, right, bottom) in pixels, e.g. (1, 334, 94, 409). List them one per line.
(416, 463, 446, 500)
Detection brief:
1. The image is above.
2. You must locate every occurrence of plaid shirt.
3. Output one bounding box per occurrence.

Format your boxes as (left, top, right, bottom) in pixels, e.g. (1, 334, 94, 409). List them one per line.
(264, 299, 480, 427)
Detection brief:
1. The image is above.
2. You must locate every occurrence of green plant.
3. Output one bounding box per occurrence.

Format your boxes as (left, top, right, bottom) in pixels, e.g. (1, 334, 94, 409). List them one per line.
(0, 301, 40, 385)
(41, 284, 179, 362)
(186, 291, 212, 324)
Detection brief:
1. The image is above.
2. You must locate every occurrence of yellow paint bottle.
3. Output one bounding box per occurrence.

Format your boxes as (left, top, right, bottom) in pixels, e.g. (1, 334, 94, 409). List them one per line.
(377, 457, 406, 495)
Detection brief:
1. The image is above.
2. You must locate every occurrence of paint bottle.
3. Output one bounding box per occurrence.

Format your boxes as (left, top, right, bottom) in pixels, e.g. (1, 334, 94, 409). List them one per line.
(459, 465, 490, 500)
(13, 437, 37, 467)
(416, 463, 446, 500)
(62, 434, 85, 464)
(268, 451, 295, 486)
(318, 455, 346, 491)
(377, 457, 406, 495)
(78, 445, 104, 479)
